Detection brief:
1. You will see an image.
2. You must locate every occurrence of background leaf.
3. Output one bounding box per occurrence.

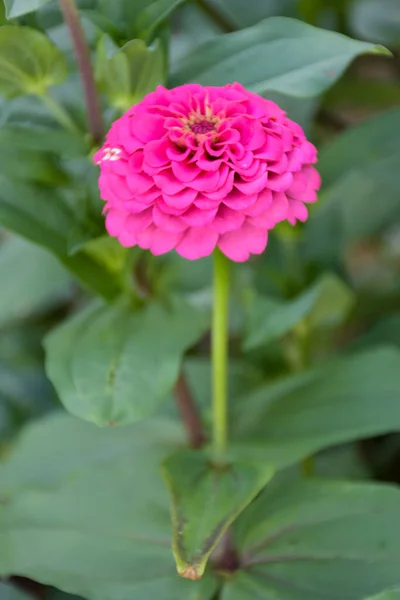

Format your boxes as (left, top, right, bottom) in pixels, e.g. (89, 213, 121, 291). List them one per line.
(0, 177, 122, 299)
(3, 0, 52, 18)
(0, 26, 67, 97)
(95, 36, 164, 111)
(349, 0, 400, 45)
(0, 236, 71, 327)
(244, 273, 354, 350)
(0, 412, 217, 600)
(135, 0, 187, 40)
(231, 347, 400, 468)
(223, 477, 400, 600)
(45, 298, 209, 426)
(365, 592, 400, 600)
(306, 108, 400, 263)
(170, 17, 389, 98)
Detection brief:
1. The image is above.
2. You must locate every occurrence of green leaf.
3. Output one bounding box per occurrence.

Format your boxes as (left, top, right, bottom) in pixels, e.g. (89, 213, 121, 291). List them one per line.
(244, 273, 354, 350)
(0, 140, 66, 184)
(0, 177, 122, 300)
(0, 236, 71, 327)
(44, 297, 209, 426)
(366, 592, 400, 600)
(231, 347, 400, 468)
(95, 36, 164, 112)
(350, 0, 400, 45)
(170, 17, 389, 98)
(223, 478, 400, 600)
(3, 0, 52, 18)
(163, 450, 274, 580)
(0, 412, 217, 600)
(0, 124, 88, 158)
(306, 108, 400, 262)
(0, 26, 67, 98)
(135, 0, 187, 41)
(205, 0, 298, 30)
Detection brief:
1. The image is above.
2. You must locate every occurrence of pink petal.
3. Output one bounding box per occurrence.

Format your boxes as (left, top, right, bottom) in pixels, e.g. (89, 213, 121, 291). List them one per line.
(105, 210, 127, 236)
(245, 189, 272, 217)
(224, 188, 258, 210)
(266, 192, 290, 224)
(234, 172, 268, 195)
(211, 204, 245, 234)
(118, 231, 137, 247)
(126, 172, 154, 194)
(176, 226, 219, 260)
(166, 145, 191, 162)
(136, 224, 183, 254)
(287, 199, 308, 224)
(154, 170, 186, 194)
(203, 170, 235, 201)
(218, 223, 268, 262)
(194, 195, 221, 210)
(267, 172, 293, 192)
(181, 205, 218, 226)
(189, 169, 221, 192)
(162, 187, 197, 209)
(152, 205, 187, 232)
(125, 208, 153, 233)
(143, 139, 170, 168)
(131, 114, 166, 143)
(254, 135, 284, 161)
(172, 160, 201, 182)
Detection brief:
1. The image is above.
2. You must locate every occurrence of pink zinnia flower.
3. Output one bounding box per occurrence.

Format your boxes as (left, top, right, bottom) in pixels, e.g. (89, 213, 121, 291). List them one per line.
(94, 83, 320, 262)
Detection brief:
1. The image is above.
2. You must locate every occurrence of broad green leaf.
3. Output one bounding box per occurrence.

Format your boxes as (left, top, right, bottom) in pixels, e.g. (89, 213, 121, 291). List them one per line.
(170, 17, 389, 97)
(350, 0, 400, 45)
(3, 0, 52, 18)
(0, 583, 32, 600)
(306, 108, 400, 262)
(223, 478, 400, 600)
(0, 412, 217, 600)
(365, 592, 400, 600)
(0, 177, 122, 300)
(244, 273, 354, 350)
(135, 0, 187, 40)
(95, 36, 164, 111)
(231, 347, 400, 468)
(163, 450, 274, 579)
(0, 236, 71, 327)
(45, 297, 209, 426)
(206, 0, 298, 29)
(0, 124, 88, 157)
(351, 315, 400, 351)
(0, 142, 66, 184)
(0, 26, 67, 98)
(311, 111, 400, 255)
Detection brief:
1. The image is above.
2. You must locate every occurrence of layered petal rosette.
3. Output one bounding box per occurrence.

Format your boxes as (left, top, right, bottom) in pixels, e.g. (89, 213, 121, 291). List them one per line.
(95, 83, 320, 261)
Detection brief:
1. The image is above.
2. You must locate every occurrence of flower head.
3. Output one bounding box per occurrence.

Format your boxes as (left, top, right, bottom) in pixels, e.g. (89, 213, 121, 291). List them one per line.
(95, 83, 320, 262)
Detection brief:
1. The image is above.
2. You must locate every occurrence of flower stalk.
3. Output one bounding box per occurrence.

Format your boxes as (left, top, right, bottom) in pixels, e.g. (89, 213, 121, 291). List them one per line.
(175, 372, 205, 449)
(59, 0, 103, 143)
(212, 249, 230, 462)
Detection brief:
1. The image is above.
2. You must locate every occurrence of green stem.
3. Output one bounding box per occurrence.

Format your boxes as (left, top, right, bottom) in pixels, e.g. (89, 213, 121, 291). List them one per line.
(212, 249, 230, 461)
(41, 93, 80, 133)
(59, 0, 103, 143)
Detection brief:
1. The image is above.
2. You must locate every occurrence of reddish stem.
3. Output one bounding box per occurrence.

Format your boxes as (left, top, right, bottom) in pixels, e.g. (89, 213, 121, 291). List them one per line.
(59, 0, 103, 143)
(174, 372, 205, 449)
